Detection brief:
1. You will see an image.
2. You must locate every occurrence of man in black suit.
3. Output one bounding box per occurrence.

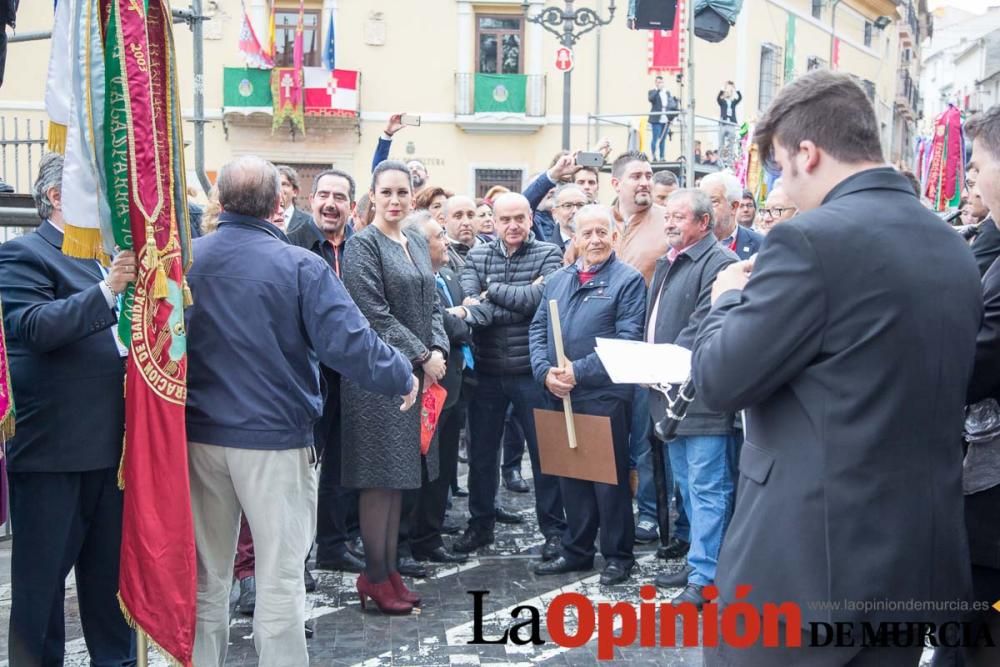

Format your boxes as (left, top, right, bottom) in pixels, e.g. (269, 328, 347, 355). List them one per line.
(693, 70, 982, 666)
(286, 168, 365, 575)
(0, 153, 136, 665)
(404, 213, 473, 564)
(700, 171, 763, 260)
(277, 165, 313, 235)
(941, 106, 1000, 667)
(647, 75, 677, 162)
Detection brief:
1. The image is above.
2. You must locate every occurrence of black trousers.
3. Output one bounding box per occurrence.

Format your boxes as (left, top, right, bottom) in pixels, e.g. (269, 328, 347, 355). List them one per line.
(8, 467, 135, 667)
(500, 406, 526, 474)
(406, 400, 465, 555)
(315, 378, 359, 560)
(554, 397, 635, 568)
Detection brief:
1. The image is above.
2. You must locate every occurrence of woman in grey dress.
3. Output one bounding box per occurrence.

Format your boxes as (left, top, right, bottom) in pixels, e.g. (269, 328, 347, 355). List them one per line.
(341, 160, 449, 614)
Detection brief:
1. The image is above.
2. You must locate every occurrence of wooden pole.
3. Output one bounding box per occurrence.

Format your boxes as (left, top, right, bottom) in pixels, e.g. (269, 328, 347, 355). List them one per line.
(137, 630, 148, 667)
(548, 299, 578, 449)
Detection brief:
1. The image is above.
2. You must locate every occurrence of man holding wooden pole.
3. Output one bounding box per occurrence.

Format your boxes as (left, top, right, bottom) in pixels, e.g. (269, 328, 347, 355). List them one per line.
(529, 205, 646, 585)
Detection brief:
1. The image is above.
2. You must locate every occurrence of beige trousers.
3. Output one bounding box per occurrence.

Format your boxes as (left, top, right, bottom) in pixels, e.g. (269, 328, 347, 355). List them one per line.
(188, 441, 317, 667)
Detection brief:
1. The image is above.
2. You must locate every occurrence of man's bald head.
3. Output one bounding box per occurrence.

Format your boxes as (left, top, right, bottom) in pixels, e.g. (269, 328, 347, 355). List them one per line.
(443, 195, 476, 217)
(493, 193, 533, 251)
(217, 156, 281, 221)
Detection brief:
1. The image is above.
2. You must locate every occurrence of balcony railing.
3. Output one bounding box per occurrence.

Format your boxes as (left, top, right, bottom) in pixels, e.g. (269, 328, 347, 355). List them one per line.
(455, 73, 546, 117)
(896, 69, 920, 119)
(898, 1, 921, 47)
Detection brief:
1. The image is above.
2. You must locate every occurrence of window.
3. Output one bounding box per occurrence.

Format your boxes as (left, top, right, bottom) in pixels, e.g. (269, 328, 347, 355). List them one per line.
(475, 169, 524, 198)
(476, 15, 523, 74)
(273, 9, 321, 67)
(811, 0, 823, 20)
(864, 21, 873, 47)
(758, 43, 784, 112)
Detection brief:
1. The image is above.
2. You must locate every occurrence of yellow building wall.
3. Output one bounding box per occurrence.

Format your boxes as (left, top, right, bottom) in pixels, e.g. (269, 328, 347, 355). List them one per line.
(0, 0, 910, 199)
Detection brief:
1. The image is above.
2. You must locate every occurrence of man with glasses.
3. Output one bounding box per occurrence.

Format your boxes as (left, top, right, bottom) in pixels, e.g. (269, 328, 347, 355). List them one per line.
(551, 183, 588, 254)
(757, 184, 797, 235)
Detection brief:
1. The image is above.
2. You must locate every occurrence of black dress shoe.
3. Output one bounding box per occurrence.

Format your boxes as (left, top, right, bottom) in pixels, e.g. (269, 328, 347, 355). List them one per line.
(541, 535, 562, 561)
(657, 536, 691, 560)
(414, 546, 468, 563)
(238, 576, 256, 615)
(452, 486, 469, 498)
(315, 550, 366, 573)
(600, 561, 633, 586)
(502, 469, 531, 493)
(654, 564, 692, 588)
(671, 584, 707, 609)
(494, 505, 524, 524)
(454, 527, 494, 553)
(304, 566, 317, 593)
(534, 556, 592, 575)
(397, 556, 429, 578)
(346, 536, 366, 559)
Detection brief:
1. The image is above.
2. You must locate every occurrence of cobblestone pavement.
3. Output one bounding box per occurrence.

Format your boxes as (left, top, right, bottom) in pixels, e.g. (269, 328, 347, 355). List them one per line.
(0, 459, 938, 666)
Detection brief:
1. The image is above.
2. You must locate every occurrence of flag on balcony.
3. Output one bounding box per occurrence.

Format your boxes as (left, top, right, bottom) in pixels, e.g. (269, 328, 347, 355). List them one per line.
(784, 15, 796, 82)
(272, 0, 305, 133)
(474, 73, 527, 113)
(266, 2, 276, 62)
(44, 0, 71, 153)
(238, 2, 273, 69)
(322, 11, 335, 71)
(223, 67, 274, 113)
(105, 0, 196, 663)
(304, 67, 358, 116)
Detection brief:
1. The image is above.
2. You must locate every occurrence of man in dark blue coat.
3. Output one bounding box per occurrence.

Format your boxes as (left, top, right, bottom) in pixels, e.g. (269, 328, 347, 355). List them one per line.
(529, 204, 646, 585)
(0, 153, 136, 666)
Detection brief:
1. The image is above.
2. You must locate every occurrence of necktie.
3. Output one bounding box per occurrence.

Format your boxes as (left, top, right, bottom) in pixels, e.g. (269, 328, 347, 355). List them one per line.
(436, 274, 474, 370)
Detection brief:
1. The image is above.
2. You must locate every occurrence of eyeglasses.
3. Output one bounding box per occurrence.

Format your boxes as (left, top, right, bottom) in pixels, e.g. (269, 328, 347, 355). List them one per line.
(558, 202, 587, 211)
(760, 207, 796, 218)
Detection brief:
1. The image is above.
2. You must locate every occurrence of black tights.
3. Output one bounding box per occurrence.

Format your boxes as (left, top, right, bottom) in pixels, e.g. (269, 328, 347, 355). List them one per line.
(358, 488, 402, 583)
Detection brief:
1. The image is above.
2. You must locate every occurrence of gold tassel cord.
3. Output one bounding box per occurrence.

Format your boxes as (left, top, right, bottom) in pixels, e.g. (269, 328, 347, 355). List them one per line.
(153, 262, 168, 300)
(61, 224, 105, 260)
(181, 278, 193, 307)
(47, 122, 68, 154)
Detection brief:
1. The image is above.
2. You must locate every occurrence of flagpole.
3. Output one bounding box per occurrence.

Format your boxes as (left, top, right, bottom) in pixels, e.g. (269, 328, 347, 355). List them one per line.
(137, 630, 148, 667)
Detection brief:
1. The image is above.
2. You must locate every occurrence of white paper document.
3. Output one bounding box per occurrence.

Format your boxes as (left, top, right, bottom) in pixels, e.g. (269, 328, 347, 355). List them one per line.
(594, 338, 692, 386)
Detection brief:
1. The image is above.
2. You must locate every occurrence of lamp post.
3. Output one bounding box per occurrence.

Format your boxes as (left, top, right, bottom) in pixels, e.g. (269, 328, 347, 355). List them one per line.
(523, 0, 616, 150)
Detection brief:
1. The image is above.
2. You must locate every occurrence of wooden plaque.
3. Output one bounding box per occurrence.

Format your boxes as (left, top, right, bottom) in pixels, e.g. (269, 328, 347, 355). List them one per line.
(533, 408, 618, 485)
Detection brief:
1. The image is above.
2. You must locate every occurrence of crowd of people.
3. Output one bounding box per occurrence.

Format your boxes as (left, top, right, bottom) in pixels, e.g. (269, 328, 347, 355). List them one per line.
(3, 69, 1000, 667)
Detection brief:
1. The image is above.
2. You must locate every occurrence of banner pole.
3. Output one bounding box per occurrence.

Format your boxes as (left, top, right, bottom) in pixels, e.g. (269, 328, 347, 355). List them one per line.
(548, 299, 578, 449)
(137, 630, 148, 667)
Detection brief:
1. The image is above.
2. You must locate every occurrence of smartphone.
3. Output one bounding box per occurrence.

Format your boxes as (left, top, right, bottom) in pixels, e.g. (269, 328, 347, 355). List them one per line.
(400, 114, 421, 127)
(576, 151, 604, 168)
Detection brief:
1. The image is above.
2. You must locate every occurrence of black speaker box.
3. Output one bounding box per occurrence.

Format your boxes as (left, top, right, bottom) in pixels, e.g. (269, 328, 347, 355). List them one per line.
(633, 0, 679, 30)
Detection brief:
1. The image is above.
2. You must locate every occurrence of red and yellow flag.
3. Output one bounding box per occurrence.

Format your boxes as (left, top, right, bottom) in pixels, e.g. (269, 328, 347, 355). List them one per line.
(105, 0, 196, 663)
(272, 0, 305, 134)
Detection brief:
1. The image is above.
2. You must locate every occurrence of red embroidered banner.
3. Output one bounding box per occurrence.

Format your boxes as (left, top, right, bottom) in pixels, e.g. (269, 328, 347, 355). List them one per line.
(648, 0, 684, 73)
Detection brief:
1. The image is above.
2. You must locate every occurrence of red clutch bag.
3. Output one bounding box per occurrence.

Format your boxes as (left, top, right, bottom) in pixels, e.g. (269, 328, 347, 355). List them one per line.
(420, 383, 448, 455)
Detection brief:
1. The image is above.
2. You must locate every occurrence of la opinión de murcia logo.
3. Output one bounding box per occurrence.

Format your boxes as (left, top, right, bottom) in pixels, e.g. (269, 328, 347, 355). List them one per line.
(467, 586, 998, 660)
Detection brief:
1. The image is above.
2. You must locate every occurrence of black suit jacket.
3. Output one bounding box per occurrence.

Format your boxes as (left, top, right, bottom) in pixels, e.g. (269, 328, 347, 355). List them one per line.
(0, 221, 124, 472)
(693, 168, 982, 627)
(971, 216, 1000, 278)
(436, 267, 473, 411)
(647, 88, 677, 125)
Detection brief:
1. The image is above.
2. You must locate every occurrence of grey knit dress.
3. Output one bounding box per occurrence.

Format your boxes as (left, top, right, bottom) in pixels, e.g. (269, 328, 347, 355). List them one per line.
(340, 224, 448, 489)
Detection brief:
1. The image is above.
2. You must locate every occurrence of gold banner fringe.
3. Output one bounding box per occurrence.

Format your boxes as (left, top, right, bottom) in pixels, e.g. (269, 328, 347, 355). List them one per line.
(61, 224, 104, 260)
(47, 122, 68, 154)
(117, 594, 186, 667)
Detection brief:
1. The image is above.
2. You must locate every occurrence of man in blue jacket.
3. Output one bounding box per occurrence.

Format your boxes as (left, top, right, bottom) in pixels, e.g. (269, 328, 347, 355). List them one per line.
(185, 156, 417, 666)
(529, 205, 647, 585)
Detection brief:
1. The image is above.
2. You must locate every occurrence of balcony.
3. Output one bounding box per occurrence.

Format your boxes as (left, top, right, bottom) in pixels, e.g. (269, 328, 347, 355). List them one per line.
(896, 69, 920, 121)
(897, 1, 920, 49)
(454, 73, 547, 134)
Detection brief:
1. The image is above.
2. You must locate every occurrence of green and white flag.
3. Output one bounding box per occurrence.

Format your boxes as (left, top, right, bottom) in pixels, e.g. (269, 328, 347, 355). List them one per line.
(474, 74, 527, 113)
(223, 67, 274, 114)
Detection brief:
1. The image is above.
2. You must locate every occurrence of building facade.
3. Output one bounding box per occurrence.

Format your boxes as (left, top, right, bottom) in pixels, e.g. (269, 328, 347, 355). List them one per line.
(0, 0, 923, 201)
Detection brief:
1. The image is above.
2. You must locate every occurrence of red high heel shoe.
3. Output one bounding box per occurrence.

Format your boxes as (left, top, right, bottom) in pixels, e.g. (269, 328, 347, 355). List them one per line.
(388, 571, 421, 607)
(356, 573, 413, 615)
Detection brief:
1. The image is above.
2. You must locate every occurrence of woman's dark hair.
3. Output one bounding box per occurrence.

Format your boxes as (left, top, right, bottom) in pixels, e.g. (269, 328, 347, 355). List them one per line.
(413, 186, 454, 210)
(370, 160, 412, 193)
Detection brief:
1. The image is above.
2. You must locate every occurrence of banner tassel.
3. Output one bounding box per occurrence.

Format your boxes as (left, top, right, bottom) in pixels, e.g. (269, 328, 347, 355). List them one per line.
(182, 278, 193, 307)
(153, 262, 169, 300)
(47, 122, 68, 154)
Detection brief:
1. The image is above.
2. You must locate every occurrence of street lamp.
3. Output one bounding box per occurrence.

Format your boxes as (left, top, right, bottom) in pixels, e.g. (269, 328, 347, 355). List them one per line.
(522, 0, 617, 150)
